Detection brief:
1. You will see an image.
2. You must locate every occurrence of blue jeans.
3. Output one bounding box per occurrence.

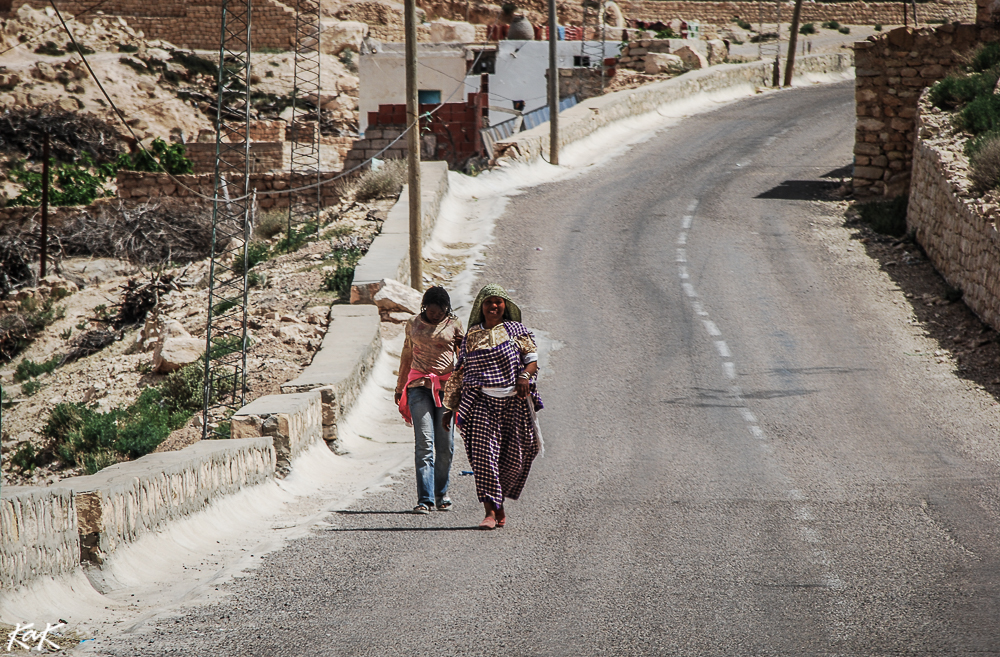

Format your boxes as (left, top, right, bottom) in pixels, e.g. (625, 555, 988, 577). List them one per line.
(408, 386, 454, 506)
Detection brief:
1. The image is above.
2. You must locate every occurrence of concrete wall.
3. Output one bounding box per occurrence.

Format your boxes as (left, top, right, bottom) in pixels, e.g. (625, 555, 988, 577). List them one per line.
(495, 52, 853, 164)
(852, 24, 994, 199)
(908, 89, 1000, 333)
(359, 45, 476, 133)
(0, 486, 79, 591)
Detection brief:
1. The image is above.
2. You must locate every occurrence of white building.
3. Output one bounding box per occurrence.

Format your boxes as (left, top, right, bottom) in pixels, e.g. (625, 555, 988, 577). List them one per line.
(358, 39, 623, 132)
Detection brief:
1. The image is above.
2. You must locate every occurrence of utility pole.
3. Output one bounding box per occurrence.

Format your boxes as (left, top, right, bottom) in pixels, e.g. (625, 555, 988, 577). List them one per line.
(405, 0, 422, 289)
(548, 0, 559, 165)
(783, 0, 804, 87)
(39, 132, 49, 280)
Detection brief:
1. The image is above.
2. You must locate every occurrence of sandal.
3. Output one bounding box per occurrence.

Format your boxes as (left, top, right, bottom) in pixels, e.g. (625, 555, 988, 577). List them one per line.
(478, 516, 497, 530)
(412, 503, 431, 515)
(436, 498, 453, 512)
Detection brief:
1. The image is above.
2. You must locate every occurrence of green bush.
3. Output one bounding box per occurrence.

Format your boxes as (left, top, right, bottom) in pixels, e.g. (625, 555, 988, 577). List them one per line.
(14, 355, 62, 382)
(254, 210, 287, 240)
(654, 28, 678, 38)
(274, 220, 319, 254)
(34, 41, 65, 56)
(838, 26, 851, 34)
(874, 23, 882, 31)
(734, 17, 752, 30)
(11, 442, 38, 473)
(323, 246, 364, 298)
(233, 241, 272, 274)
(21, 379, 42, 396)
(116, 138, 194, 175)
(8, 152, 115, 207)
(959, 93, 1000, 135)
(969, 42, 1000, 73)
(857, 196, 908, 237)
(799, 23, 816, 35)
(930, 72, 999, 110)
(46, 387, 191, 474)
(821, 20, 840, 29)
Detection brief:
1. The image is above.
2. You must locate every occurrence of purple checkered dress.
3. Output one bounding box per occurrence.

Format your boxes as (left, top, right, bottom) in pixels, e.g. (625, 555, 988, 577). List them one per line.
(456, 321, 543, 508)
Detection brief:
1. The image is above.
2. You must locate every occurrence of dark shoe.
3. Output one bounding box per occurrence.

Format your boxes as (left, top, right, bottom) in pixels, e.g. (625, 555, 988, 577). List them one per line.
(413, 504, 431, 515)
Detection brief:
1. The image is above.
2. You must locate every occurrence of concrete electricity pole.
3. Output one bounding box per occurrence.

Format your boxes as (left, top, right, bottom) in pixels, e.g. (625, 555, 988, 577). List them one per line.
(405, 0, 422, 290)
(548, 0, 559, 165)
(783, 0, 804, 87)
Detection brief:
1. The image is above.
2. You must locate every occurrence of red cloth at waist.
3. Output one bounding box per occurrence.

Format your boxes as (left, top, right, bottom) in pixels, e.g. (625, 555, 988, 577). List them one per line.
(398, 369, 451, 424)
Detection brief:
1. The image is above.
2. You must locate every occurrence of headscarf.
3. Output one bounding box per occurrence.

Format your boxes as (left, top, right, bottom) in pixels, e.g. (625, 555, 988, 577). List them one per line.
(468, 283, 522, 327)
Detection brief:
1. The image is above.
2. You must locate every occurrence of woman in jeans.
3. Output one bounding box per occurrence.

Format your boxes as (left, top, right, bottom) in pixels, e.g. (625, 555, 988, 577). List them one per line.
(395, 287, 464, 514)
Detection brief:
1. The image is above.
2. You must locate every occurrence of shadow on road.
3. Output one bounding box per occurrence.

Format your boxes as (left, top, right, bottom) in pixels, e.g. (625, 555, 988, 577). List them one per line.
(323, 526, 481, 532)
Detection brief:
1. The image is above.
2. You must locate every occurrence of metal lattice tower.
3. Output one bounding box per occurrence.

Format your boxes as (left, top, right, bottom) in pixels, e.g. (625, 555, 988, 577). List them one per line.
(580, 0, 607, 94)
(203, 0, 253, 438)
(287, 0, 322, 233)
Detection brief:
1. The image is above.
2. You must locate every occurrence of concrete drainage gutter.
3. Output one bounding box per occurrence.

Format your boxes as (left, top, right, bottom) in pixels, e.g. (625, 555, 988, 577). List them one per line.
(2, 59, 854, 596)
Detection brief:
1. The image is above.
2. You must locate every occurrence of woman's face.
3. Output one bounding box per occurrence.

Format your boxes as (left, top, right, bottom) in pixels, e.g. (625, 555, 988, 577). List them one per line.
(424, 304, 447, 324)
(483, 296, 506, 323)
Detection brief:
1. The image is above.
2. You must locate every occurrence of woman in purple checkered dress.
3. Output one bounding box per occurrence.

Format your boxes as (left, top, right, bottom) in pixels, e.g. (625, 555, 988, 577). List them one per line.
(442, 284, 543, 530)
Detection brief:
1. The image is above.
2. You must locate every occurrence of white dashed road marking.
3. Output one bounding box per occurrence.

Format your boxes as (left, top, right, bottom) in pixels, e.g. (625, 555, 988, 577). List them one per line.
(676, 198, 845, 597)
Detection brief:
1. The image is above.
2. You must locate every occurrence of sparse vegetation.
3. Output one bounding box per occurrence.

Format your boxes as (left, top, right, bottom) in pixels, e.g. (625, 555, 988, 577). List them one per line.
(11, 442, 39, 473)
(20, 379, 42, 396)
(116, 138, 194, 175)
(254, 210, 288, 240)
(34, 41, 65, 56)
(0, 297, 66, 363)
(821, 20, 840, 29)
(654, 28, 678, 39)
(874, 23, 882, 31)
(857, 196, 909, 237)
(799, 23, 816, 35)
(969, 135, 1000, 192)
(354, 159, 407, 201)
(838, 26, 851, 35)
(14, 355, 62, 382)
(750, 32, 779, 44)
(323, 246, 364, 298)
(734, 17, 752, 30)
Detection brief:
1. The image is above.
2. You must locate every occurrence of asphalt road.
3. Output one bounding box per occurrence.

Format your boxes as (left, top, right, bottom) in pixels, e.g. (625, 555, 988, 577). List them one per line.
(96, 80, 1000, 656)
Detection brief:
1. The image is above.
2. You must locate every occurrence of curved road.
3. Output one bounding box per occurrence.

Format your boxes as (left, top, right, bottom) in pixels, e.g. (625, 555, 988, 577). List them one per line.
(99, 80, 1000, 656)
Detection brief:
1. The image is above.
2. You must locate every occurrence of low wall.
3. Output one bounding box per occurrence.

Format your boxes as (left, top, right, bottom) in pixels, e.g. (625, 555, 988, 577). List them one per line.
(280, 306, 382, 442)
(495, 52, 853, 165)
(65, 437, 275, 564)
(184, 143, 286, 175)
(908, 90, 1000, 332)
(115, 170, 341, 209)
(852, 24, 998, 199)
(232, 391, 324, 474)
(0, 486, 79, 591)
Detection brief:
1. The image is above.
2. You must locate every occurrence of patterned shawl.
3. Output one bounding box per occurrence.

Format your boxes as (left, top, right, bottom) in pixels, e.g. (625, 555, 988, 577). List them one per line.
(468, 283, 522, 327)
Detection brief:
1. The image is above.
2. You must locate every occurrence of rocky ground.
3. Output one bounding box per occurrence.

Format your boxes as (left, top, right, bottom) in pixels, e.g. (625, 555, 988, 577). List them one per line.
(0, 195, 394, 487)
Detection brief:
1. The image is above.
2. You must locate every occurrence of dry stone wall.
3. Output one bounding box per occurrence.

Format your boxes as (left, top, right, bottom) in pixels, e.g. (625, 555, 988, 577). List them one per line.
(908, 89, 1000, 332)
(10, 0, 298, 50)
(852, 23, 997, 199)
(116, 170, 341, 208)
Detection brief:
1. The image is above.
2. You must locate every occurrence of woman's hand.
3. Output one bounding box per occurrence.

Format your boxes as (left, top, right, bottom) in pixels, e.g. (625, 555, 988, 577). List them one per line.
(394, 389, 403, 405)
(516, 376, 530, 399)
(442, 410, 455, 429)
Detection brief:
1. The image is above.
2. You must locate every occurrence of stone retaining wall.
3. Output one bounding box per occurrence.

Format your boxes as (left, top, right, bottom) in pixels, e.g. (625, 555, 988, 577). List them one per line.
(115, 170, 341, 209)
(852, 24, 998, 199)
(65, 437, 275, 564)
(908, 89, 1000, 332)
(617, 0, 973, 26)
(495, 52, 853, 164)
(232, 391, 324, 474)
(10, 0, 298, 51)
(0, 486, 79, 591)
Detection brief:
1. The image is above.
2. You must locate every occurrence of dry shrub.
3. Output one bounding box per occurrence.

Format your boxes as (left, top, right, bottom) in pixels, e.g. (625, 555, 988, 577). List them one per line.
(354, 158, 407, 201)
(254, 209, 287, 240)
(59, 198, 219, 265)
(970, 135, 1000, 192)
